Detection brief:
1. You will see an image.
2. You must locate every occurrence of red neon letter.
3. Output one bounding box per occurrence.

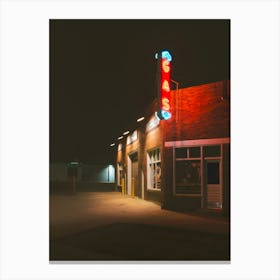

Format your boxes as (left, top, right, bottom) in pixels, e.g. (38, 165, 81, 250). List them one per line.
(162, 97, 170, 111)
(158, 54, 172, 119)
(162, 60, 170, 73)
(162, 80, 170, 92)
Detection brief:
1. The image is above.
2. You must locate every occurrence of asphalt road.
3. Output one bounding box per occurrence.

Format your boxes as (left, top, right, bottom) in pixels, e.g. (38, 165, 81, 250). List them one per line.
(50, 192, 230, 261)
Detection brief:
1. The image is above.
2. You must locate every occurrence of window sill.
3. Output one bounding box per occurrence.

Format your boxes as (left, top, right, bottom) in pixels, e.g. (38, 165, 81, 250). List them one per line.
(147, 188, 161, 192)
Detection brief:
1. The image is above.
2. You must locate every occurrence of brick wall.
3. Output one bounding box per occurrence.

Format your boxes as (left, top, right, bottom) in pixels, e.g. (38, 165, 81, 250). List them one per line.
(115, 80, 230, 211)
(117, 149, 123, 163)
(165, 80, 230, 141)
(162, 80, 230, 212)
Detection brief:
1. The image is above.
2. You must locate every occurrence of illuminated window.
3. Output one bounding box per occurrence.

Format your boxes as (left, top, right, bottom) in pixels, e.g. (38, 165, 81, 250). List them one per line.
(147, 148, 161, 190)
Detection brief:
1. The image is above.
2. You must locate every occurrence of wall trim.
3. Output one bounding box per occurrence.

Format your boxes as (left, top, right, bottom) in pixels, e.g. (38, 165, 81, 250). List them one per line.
(165, 137, 230, 148)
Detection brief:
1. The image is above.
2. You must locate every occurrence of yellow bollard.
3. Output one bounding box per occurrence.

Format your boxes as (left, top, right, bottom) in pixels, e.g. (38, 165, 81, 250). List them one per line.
(132, 177, 135, 198)
(121, 178, 125, 196)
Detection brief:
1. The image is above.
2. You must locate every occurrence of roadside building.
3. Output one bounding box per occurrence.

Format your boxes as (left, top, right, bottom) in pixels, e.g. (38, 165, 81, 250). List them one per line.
(115, 80, 230, 215)
(50, 162, 115, 193)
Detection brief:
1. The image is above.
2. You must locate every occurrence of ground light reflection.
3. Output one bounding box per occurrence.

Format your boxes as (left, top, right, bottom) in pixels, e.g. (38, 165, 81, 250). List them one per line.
(50, 192, 229, 261)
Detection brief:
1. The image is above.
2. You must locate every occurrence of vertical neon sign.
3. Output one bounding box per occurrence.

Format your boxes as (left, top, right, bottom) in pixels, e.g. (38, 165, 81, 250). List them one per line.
(156, 50, 172, 120)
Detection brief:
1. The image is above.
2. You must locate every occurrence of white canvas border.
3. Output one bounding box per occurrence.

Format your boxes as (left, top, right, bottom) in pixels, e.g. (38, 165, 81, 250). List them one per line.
(0, 0, 279, 279)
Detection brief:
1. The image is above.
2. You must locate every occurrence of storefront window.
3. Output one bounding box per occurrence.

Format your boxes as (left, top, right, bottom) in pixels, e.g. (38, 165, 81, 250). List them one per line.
(147, 149, 161, 190)
(203, 145, 221, 157)
(175, 147, 187, 158)
(189, 147, 201, 158)
(176, 147, 201, 158)
(175, 160, 201, 194)
(174, 144, 224, 195)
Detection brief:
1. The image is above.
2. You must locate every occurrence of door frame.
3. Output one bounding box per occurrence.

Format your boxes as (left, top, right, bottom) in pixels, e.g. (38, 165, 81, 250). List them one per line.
(127, 151, 138, 196)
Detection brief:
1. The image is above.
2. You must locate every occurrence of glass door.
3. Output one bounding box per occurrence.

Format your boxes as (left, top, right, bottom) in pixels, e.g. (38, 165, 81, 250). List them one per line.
(206, 160, 222, 209)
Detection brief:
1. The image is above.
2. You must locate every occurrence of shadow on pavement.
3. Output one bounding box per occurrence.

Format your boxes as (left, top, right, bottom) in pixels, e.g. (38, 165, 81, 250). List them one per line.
(50, 223, 230, 261)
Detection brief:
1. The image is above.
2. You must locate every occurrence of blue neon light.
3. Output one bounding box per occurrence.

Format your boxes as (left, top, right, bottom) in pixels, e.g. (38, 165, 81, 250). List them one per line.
(155, 110, 172, 120)
(161, 110, 172, 120)
(155, 111, 161, 120)
(161, 50, 172, 62)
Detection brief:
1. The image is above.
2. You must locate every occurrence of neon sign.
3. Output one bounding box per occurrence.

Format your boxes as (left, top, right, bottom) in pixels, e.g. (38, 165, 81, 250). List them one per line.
(155, 50, 172, 120)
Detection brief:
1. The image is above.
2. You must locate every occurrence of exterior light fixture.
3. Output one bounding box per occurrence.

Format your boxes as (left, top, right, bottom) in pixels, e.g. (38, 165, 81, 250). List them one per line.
(137, 117, 145, 122)
(110, 143, 115, 147)
(123, 131, 130, 135)
(118, 136, 124, 140)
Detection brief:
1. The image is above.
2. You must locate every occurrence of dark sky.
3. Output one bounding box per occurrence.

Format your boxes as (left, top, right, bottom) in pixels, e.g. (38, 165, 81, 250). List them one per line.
(50, 19, 230, 164)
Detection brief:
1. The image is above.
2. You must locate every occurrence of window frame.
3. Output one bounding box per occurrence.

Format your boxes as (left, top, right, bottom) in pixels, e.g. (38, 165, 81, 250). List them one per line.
(173, 144, 223, 197)
(147, 147, 161, 191)
(117, 163, 123, 186)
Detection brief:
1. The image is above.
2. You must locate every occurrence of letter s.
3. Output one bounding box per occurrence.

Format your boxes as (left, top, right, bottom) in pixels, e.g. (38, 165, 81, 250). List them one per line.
(162, 97, 170, 111)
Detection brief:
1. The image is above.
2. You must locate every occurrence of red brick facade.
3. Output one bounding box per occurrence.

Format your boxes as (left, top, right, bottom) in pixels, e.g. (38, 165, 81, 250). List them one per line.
(165, 80, 230, 141)
(116, 80, 230, 215)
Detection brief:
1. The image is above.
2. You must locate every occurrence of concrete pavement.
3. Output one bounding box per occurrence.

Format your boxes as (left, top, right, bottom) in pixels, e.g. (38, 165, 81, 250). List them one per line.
(50, 192, 230, 261)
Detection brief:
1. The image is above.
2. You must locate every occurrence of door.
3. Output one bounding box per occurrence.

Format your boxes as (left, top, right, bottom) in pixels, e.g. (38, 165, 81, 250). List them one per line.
(132, 160, 138, 195)
(131, 153, 138, 196)
(206, 160, 222, 209)
(128, 152, 138, 196)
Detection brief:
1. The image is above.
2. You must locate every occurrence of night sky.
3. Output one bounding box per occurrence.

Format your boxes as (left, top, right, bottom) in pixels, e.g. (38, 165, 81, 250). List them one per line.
(50, 19, 230, 164)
